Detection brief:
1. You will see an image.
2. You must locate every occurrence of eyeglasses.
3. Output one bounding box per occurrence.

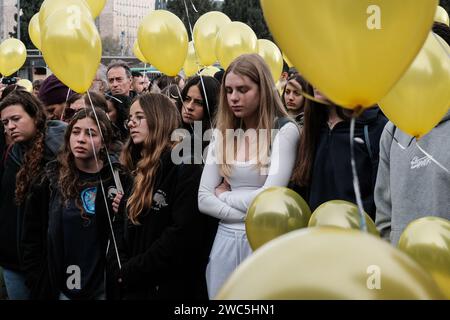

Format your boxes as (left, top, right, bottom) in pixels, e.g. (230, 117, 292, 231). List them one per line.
(124, 114, 146, 129)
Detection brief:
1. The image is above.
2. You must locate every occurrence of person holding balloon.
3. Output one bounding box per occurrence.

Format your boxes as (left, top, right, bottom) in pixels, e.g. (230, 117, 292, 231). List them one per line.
(198, 54, 301, 299)
(0, 89, 66, 299)
(291, 89, 387, 220)
(375, 24, 450, 246)
(21, 107, 132, 300)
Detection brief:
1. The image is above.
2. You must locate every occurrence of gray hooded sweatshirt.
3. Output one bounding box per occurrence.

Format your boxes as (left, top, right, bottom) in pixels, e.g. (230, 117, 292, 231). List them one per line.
(375, 110, 450, 245)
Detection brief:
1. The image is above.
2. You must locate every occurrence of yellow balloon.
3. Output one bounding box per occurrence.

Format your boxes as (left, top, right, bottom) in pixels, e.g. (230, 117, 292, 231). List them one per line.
(308, 200, 379, 236)
(193, 11, 231, 66)
(0, 39, 27, 77)
(217, 227, 445, 299)
(17, 79, 33, 92)
(283, 53, 293, 68)
(398, 217, 450, 299)
(138, 10, 188, 76)
(260, 0, 438, 109)
(41, 8, 101, 93)
(133, 40, 147, 63)
(183, 41, 199, 77)
(84, 0, 107, 18)
(435, 6, 450, 26)
(257, 39, 283, 82)
(28, 13, 41, 50)
(215, 22, 258, 70)
(379, 32, 450, 139)
(39, 0, 92, 29)
(199, 66, 221, 77)
(246, 187, 311, 250)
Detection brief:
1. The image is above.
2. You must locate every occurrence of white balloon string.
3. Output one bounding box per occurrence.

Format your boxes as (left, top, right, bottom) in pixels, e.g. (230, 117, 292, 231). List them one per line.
(182, 0, 213, 133)
(350, 116, 368, 232)
(59, 88, 73, 121)
(87, 128, 122, 270)
(384, 127, 406, 150)
(416, 143, 450, 174)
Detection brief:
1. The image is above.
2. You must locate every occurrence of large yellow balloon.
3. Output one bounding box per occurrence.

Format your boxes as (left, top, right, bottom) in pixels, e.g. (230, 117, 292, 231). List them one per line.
(84, 0, 107, 18)
(41, 8, 101, 93)
(217, 227, 445, 299)
(435, 5, 449, 26)
(28, 13, 41, 50)
(257, 39, 283, 82)
(379, 32, 450, 139)
(215, 22, 258, 70)
(138, 10, 188, 76)
(17, 79, 33, 93)
(260, 0, 438, 109)
(308, 200, 379, 236)
(246, 187, 311, 250)
(183, 41, 199, 77)
(133, 40, 147, 63)
(0, 39, 27, 77)
(193, 11, 231, 66)
(39, 0, 92, 29)
(398, 217, 450, 299)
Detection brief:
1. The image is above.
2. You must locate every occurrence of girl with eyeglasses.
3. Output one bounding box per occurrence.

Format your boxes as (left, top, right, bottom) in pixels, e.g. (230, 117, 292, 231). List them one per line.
(110, 93, 212, 299)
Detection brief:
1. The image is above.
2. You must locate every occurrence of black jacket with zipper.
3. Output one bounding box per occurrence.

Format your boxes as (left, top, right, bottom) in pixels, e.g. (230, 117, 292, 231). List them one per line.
(108, 150, 213, 300)
(307, 108, 387, 219)
(21, 159, 133, 300)
(0, 120, 66, 270)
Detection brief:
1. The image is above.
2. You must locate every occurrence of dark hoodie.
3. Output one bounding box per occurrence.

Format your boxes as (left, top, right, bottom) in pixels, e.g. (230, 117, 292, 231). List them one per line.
(0, 120, 66, 270)
(308, 108, 387, 219)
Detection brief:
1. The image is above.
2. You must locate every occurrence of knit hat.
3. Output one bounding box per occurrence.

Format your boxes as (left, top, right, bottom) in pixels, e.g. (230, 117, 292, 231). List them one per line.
(38, 74, 72, 106)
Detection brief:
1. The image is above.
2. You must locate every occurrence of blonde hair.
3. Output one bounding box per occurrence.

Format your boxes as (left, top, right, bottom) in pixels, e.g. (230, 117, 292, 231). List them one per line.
(121, 93, 181, 225)
(215, 54, 289, 178)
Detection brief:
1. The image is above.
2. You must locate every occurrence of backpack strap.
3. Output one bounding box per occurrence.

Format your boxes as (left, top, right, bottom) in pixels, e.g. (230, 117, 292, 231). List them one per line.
(274, 117, 292, 130)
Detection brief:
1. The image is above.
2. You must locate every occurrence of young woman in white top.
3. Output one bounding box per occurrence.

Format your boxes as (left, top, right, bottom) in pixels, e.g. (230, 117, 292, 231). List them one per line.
(198, 54, 301, 298)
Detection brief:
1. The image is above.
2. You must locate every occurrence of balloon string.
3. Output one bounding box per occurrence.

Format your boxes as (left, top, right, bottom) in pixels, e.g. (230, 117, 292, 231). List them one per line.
(416, 143, 450, 174)
(59, 88, 72, 121)
(86, 92, 123, 269)
(350, 116, 368, 232)
(384, 128, 406, 150)
(87, 127, 122, 270)
(182, 0, 213, 133)
(301, 91, 332, 105)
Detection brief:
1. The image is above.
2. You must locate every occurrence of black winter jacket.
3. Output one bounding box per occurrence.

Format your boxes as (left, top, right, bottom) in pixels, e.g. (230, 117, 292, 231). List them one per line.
(21, 160, 133, 300)
(108, 150, 213, 300)
(0, 120, 66, 270)
(308, 108, 387, 219)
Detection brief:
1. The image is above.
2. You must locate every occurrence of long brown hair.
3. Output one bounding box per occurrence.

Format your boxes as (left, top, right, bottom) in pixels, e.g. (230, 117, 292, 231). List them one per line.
(291, 100, 351, 187)
(281, 73, 314, 115)
(215, 54, 291, 178)
(57, 107, 113, 212)
(0, 89, 47, 204)
(121, 93, 181, 225)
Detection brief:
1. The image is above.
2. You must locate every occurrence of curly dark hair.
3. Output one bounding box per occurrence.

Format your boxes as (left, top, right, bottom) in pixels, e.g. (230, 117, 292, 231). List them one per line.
(0, 89, 47, 204)
(57, 107, 114, 216)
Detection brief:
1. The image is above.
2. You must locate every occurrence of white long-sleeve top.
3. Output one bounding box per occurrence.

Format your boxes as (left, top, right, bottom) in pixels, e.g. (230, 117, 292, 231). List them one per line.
(198, 122, 300, 230)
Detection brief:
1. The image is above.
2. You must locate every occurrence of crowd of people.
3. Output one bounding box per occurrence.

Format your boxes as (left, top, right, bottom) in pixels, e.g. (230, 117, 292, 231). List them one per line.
(0, 21, 448, 300)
